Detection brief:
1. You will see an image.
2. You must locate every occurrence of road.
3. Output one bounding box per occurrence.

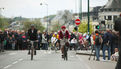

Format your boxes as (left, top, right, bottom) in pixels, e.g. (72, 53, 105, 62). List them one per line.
(0, 50, 116, 69)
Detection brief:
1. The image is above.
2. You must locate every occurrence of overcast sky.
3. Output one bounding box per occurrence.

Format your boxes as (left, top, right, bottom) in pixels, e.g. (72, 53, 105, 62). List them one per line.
(0, 0, 108, 18)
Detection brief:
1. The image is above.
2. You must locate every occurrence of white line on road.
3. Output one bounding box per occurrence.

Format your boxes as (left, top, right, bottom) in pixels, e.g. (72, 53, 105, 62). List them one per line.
(3, 58, 23, 69)
(12, 61, 18, 65)
(18, 58, 23, 61)
(3, 65, 12, 69)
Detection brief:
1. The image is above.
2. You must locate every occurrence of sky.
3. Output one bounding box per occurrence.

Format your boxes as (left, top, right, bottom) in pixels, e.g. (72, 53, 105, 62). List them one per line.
(0, 0, 108, 18)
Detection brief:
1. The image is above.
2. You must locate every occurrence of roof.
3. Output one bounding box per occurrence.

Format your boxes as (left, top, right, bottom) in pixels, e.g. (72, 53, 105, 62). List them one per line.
(104, 0, 121, 9)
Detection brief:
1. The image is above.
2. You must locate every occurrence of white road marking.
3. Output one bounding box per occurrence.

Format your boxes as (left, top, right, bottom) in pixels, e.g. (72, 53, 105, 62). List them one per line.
(76, 55, 92, 69)
(3, 58, 23, 69)
(18, 59, 23, 61)
(12, 61, 18, 65)
(3, 65, 12, 69)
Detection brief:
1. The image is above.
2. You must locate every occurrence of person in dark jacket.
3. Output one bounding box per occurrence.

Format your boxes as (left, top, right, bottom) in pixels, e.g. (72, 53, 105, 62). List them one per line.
(0, 30, 5, 52)
(115, 14, 121, 69)
(28, 24, 38, 55)
(102, 30, 112, 61)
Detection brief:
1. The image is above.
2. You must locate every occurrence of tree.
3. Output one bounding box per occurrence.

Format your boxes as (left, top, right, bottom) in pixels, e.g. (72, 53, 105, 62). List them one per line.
(78, 21, 94, 34)
(0, 17, 10, 30)
(22, 19, 45, 32)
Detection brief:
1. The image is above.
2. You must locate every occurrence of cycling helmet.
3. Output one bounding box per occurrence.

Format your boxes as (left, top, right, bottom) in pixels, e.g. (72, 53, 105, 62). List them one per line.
(61, 25, 66, 29)
(31, 24, 35, 27)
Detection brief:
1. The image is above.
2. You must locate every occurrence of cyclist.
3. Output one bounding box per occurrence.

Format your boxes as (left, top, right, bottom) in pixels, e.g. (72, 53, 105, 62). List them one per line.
(58, 26, 70, 58)
(28, 24, 38, 55)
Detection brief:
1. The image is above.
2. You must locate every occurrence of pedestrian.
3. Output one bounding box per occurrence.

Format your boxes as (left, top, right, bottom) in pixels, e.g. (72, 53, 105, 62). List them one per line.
(11, 35, 16, 50)
(42, 32, 47, 50)
(70, 38, 77, 50)
(102, 30, 111, 61)
(93, 30, 102, 61)
(69, 32, 76, 50)
(37, 30, 42, 50)
(22, 31, 27, 50)
(114, 14, 121, 69)
(0, 30, 5, 52)
(111, 48, 119, 61)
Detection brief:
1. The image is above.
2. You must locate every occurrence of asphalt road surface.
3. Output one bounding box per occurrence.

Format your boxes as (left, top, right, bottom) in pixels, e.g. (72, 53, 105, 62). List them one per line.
(0, 50, 116, 69)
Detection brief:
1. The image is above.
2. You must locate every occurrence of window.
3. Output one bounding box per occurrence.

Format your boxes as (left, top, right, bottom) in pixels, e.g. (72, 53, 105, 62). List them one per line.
(108, 16, 112, 20)
(104, 16, 106, 20)
(114, 16, 118, 22)
(108, 9, 111, 11)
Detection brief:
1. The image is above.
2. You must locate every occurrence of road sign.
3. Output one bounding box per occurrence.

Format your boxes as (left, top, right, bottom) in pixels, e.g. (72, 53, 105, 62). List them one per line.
(75, 19, 81, 25)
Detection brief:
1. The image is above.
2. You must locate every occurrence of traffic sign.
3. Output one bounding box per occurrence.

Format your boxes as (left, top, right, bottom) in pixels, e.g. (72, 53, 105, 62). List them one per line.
(75, 19, 81, 25)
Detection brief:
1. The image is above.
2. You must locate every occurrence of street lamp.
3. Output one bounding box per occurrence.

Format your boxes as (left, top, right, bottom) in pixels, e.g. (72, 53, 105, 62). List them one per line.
(79, 0, 82, 20)
(40, 3, 49, 32)
(0, 8, 4, 17)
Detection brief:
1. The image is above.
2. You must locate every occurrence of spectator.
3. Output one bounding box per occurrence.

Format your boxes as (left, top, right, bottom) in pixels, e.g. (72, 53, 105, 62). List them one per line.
(102, 30, 112, 61)
(93, 30, 102, 61)
(22, 31, 27, 50)
(11, 35, 16, 50)
(0, 30, 5, 52)
(70, 38, 77, 50)
(37, 30, 42, 50)
(42, 32, 48, 50)
(111, 48, 119, 61)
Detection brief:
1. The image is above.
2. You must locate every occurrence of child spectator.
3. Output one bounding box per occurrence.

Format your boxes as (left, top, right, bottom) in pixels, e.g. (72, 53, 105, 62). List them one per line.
(111, 48, 119, 61)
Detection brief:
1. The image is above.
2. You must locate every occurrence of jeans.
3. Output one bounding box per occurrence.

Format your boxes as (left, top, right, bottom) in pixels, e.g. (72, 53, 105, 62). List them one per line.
(42, 43, 48, 50)
(95, 45, 100, 60)
(103, 44, 111, 60)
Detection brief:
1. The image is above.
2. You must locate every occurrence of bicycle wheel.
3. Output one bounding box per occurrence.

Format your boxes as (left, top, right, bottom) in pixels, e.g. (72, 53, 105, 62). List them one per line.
(31, 47, 34, 60)
(63, 46, 68, 61)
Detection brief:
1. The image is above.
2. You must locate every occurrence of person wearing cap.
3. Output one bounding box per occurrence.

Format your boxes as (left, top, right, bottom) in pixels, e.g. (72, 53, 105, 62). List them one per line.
(58, 26, 70, 58)
(28, 24, 38, 55)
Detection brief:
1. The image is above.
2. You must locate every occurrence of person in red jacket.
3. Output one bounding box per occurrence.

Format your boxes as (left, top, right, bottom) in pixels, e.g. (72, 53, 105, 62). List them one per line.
(58, 26, 70, 58)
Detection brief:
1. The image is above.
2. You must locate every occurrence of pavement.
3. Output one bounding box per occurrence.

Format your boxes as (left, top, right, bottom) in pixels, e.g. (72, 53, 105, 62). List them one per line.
(0, 50, 117, 69)
(76, 50, 108, 57)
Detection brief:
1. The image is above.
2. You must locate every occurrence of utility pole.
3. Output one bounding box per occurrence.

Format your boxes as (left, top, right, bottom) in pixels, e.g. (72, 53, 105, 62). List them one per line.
(40, 3, 48, 32)
(79, 0, 82, 20)
(87, 0, 90, 34)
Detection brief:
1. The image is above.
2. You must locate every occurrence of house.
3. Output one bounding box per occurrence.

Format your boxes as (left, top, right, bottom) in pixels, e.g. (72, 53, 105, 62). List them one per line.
(99, 0, 121, 30)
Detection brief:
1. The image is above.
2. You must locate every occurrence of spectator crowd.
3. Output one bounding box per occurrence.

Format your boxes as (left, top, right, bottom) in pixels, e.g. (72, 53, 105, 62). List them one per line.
(0, 28, 119, 61)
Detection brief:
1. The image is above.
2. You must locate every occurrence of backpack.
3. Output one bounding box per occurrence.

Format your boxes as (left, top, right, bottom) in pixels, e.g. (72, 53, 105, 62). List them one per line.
(95, 35, 101, 45)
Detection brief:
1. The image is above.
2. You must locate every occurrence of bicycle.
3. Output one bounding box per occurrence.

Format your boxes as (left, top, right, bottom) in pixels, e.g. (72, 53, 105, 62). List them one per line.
(29, 40, 37, 60)
(63, 45, 68, 60)
(55, 42, 59, 53)
(60, 38, 69, 61)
